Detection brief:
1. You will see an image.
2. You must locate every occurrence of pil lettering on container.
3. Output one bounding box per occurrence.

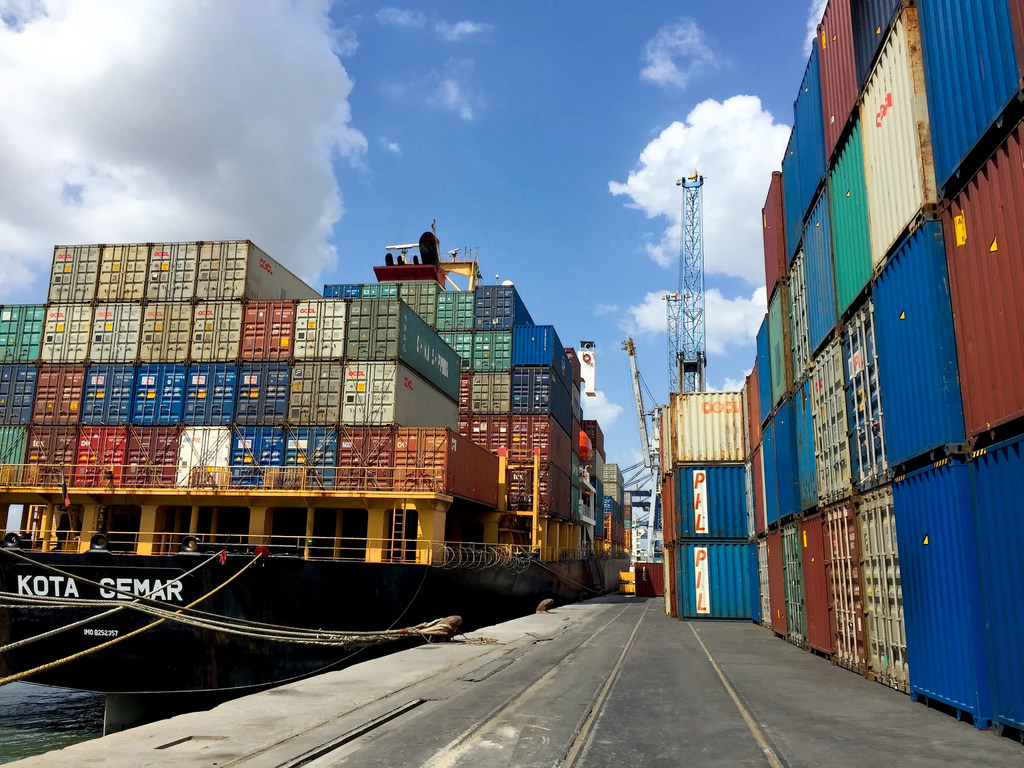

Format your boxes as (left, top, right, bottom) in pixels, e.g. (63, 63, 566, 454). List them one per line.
(692, 470, 708, 534)
(694, 546, 710, 614)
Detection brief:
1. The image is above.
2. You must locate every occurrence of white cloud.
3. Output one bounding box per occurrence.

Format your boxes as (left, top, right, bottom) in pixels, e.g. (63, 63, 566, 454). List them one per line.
(806, 0, 828, 56)
(640, 19, 717, 89)
(380, 138, 402, 155)
(375, 7, 425, 28)
(704, 286, 767, 356)
(581, 391, 623, 427)
(435, 20, 492, 42)
(608, 95, 790, 281)
(622, 290, 672, 336)
(595, 304, 619, 316)
(426, 59, 482, 121)
(0, 0, 367, 301)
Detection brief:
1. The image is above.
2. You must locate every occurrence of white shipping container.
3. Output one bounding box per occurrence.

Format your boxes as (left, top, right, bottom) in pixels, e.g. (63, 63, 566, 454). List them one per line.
(669, 391, 746, 464)
(757, 539, 770, 628)
(191, 302, 243, 362)
(810, 338, 852, 503)
(293, 299, 347, 359)
(745, 458, 755, 539)
(857, 483, 909, 693)
(177, 426, 232, 487)
(89, 303, 142, 363)
(40, 304, 92, 362)
(342, 362, 458, 429)
(140, 303, 193, 362)
(289, 362, 344, 424)
(49, 245, 101, 304)
(147, 242, 199, 301)
(860, 6, 937, 267)
(195, 241, 320, 301)
(97, 244, 149, 301)
(789, 247, 811, 382)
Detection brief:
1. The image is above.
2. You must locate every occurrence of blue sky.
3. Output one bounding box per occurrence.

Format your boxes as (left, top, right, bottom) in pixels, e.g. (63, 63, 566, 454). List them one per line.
(0, 0, 827, 484)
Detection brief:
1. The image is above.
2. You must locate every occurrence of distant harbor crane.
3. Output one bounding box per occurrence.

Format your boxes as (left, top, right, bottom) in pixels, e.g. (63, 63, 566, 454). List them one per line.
(666, 171, 707, 394)
(622, 337, 662, 562)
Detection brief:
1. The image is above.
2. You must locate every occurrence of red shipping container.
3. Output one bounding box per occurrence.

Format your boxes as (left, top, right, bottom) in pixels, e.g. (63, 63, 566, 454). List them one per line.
(745, 365, 761, 451)
(32, 365, 85, 424)
(467, 415, 511, 455)
(509, 414, 571, 474)
(394, 427, 498, 505)
(767, 528, 787, 637)
(752, 445, 766, 536)
(508, 463, 570, 519)
(74, 426, 128, 486)
(337, 426, 395, 490)
(459, 372, 472, 413)
(818, 0, 858, 162)
(666, 546, 678, 616)
(762, 171, 787, 300)
(458, 414, 470, 439)
(564, 347, 583, 388)
(124, 426, 180, 488)
(635, 562, 664, 597)
(240, 301, 295, 361)
(944, 121, 1024, 439)
(25, 425, 78, 486)
(801, 512, 831, 654)
(825, 498, 868, 673)
(581, 419, 604, 459)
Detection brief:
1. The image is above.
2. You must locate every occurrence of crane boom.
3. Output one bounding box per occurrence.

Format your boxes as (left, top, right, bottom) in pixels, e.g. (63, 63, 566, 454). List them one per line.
(623, 337, 651, 471)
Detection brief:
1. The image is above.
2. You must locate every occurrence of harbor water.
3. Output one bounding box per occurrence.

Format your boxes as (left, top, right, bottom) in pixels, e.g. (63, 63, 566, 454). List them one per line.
(0, 683, 103, 764)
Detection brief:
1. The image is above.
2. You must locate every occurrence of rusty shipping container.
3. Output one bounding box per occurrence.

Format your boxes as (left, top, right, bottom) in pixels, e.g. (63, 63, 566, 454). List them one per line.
(74, 426, 129, 486)
(89, 303, 142, 363)
(123, 426, 180, 487)
(818, 0, 858, 162)
(744, 366, 760, 454)
(97, 244, 149, 301)
(240, 301, 295, 361)
(944, 119, 1024, 440)
(801, 512, 831, 655)
(509, 414, 571, 475)
(508, 462, 570, 519)
(195, 241, 318, 301)
(48, 245, 101, 304)
(762, 171, 787, 301)
(394, 427, 498, 506)
(668, 392, 746, 464)
(466, 415, 510, 456)
(25, 425, 78, 485)
(146, 243, 198, 302)
(767, 528, 787, 637)
(336, 426, 395, 490)
(32, 365, 85, 424)
(825, 498, 868, 674)
(191, 302, 242, 362)
(458, 373, 472, 413)
(139, 303, 192, 363)
(40, 304, 92, 363)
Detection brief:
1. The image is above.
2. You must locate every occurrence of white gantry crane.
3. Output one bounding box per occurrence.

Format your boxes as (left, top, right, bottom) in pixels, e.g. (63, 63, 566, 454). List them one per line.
(622, 337, 662, 562)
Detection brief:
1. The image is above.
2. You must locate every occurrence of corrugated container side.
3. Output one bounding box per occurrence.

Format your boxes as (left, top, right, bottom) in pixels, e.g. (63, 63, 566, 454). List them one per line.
(675, 540, 753, 619)
(828, 119, 873, 316)
(852, 0, 903, 87)
(0, 425, 27, 466)
(508, 463, 570, 519)
(124, 426, 179, 487)
(230, 426, 284, 486)
(196, 241, 318, 301)
(240, 301, 295, 361)
(582, 419, 604, 459)
(48, 245, 101, 303)
(146, 243, 198, 302)
(944, 122, 1024, 439)
(843, 300, 889, 489)
(748, 544, 761, 624)
(670, 392, 746, 464)
(74, 426, 128, 486)
(873, 221, 964, 465)
(756, 317, 772, 426)
(0, 365, 37, 426)
(177, 427, 232, 486)
(917, 0, 1024, 192)
(470, 372, 510, 414)
(675, 464, 748, 539)
(757, 539, 771, 627)
(767, 528, 787, 635)
(235, 363, 290, 426)
(322, 284, 361, 299)
(89, 303, 142, 363)
(770, 398, 800, 523)
(768, 283, 793, 407)
(438, 331, 474, 371)
(794, 379, 818, 511)
(752, 445, 766, 536)
(788, 247, 811, 382)
(471, 330, 513, 372)
(183, 363, 238, 426)
(782, 521, 807, 646)
(825, 498, 869, 674)
(81, 364, 135, 426)
(342, 362, 459, 429)
(818, 0, 858, 161)
(860, 6, 939, 267)
(781, 129, 804, 262)
(811, 339, 853, 503)
(97, 244, 149, 301)
(858, 483, 909, 692)
(762, 171, 788, 300)
(794, 45, 827, 218)
(25, 425, 78, 485)
(435, 291, 476, 331)
(287, 362, 343, 425)
(510, 367, 572, 436)
(745, 366, 761, 451)
(509, 414, 571, 475)
(284, 426, 338, 488)
(801, 513, 831, 654)
(293, 299, 347, 360)
(971, 434, 1024, 731)
(336, 425, 395, 490)
(394, 427, 498, 505)
(32, 365, 85, 424)
(467, 414, 511, 455)
(139, 303, 192, 363)
(359, 283, 398, 300)
(803, 190, 838, 355)
(745, 457, 755, 539)
(393, 281, 439, 327)
(458, 372, 472, 413)
(0, 305, 45, 363)
(660, 472, 673, 546)
(762, 416, 779, 527)
(191, 302, 243, 363)
(473, 284, 532, 331)
(41, 305, 92, 363)
(893, 460, 991, 722)
(132, 364, 187, 426)
(398, 303, 461, 400)
(511, 325, 571, 393)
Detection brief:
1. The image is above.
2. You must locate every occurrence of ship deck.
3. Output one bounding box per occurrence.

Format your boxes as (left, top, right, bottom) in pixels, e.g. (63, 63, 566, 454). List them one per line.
(9, 597, 1020, 767)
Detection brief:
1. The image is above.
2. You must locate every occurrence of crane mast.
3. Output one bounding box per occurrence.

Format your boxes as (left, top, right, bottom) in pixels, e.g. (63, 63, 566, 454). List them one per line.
(669, 172, 707, 394)
(622, 337, 662, 561)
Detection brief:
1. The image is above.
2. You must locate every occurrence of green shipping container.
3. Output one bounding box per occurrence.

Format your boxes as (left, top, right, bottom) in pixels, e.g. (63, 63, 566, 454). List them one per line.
(360, 283, 399, 300)
(388, 281, 439, 327)
(435, 291, 475, 331)
(828, 120, 872, 316)
(768, 284, 793, 406)
(397, 303, 460, 400)
(438, 332, 474, 371)
(0, 305, 45, 363)
(0, 426, 27, 465)
(782, 521, 807, 648)
(472, 331, 512, 372)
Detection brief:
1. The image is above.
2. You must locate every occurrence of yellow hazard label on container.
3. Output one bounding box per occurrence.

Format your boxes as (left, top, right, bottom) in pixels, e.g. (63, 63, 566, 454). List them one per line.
(900, 311, 905, 320)
(281, 338, 289, 346)
(923, 535, 929, 545)
(104, 323, 113, 331)
(70, 402, 78, 410)
(307, 321, 316, 329)
(96, 392, 104, 399)
(357, 383, 365, 392)
(147, 392, 155, 399)
(249, 390, 259, 397)
(197, 391, 206, 398)
(55, 324, 64, 332)
(154, 322, 163, 331)
(161, 263, 169, 270)
(954, 213, 967, 246)
(802, 530, 807, 547)
(112, 263, 120, 271)
(64, 265, 72, 273)
(990, 237, 998, 252)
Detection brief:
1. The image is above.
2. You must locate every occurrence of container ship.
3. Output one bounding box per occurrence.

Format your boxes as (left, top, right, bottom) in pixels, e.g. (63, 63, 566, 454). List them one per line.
(0, 230, 629, 716)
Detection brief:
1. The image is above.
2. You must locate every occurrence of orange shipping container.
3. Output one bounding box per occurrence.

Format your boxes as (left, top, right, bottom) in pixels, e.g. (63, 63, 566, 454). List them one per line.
(509, 414, 571, 474)
(337, 426, 395, 490)
(32, 365, 85, 424)
(394, 427, 497, 506)
(241, 301, 295, 361)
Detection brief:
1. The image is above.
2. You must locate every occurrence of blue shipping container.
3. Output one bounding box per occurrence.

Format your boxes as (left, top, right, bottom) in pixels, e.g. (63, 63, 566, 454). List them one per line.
(918, 0, 1024, 192)
(794, 379, 817, 512)
(675, 540, 753, 619)
(781, 129, 803, 262)
(231, 426, 284, 486)
(0, 365, 37, 426)
(474, 284, 532, 331)
(768, 398, 800, 524)
(893, 459, 991, 725)
(132, 364, 186, 426)
(185, 363, 238, 426)
(81, 364, 135, 425)
(323, 284, 361, 299)
(803, 189, 838, 355)
(971, 434, 1024, 732)
(510, 367, 572, 436)
(511, 325, 571, 393)
(674, 465, 748, 539)
(756, 316, 772, 425)
(852, 0, 902, 88)
(873, 222, 964, 465)
(762, 416, 779, 526)
(235, 363, 290, 425)
(794, 45, 826, 223)
(285, 427, 337, 488)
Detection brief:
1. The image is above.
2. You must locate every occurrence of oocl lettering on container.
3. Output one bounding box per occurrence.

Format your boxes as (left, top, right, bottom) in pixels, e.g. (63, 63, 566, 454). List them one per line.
(694, 547, 710, 615)
(701, 400, 741, 414)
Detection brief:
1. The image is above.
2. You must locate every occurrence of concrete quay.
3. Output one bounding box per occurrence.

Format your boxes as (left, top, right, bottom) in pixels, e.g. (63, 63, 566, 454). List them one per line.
(11, 595, 1023, 767)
